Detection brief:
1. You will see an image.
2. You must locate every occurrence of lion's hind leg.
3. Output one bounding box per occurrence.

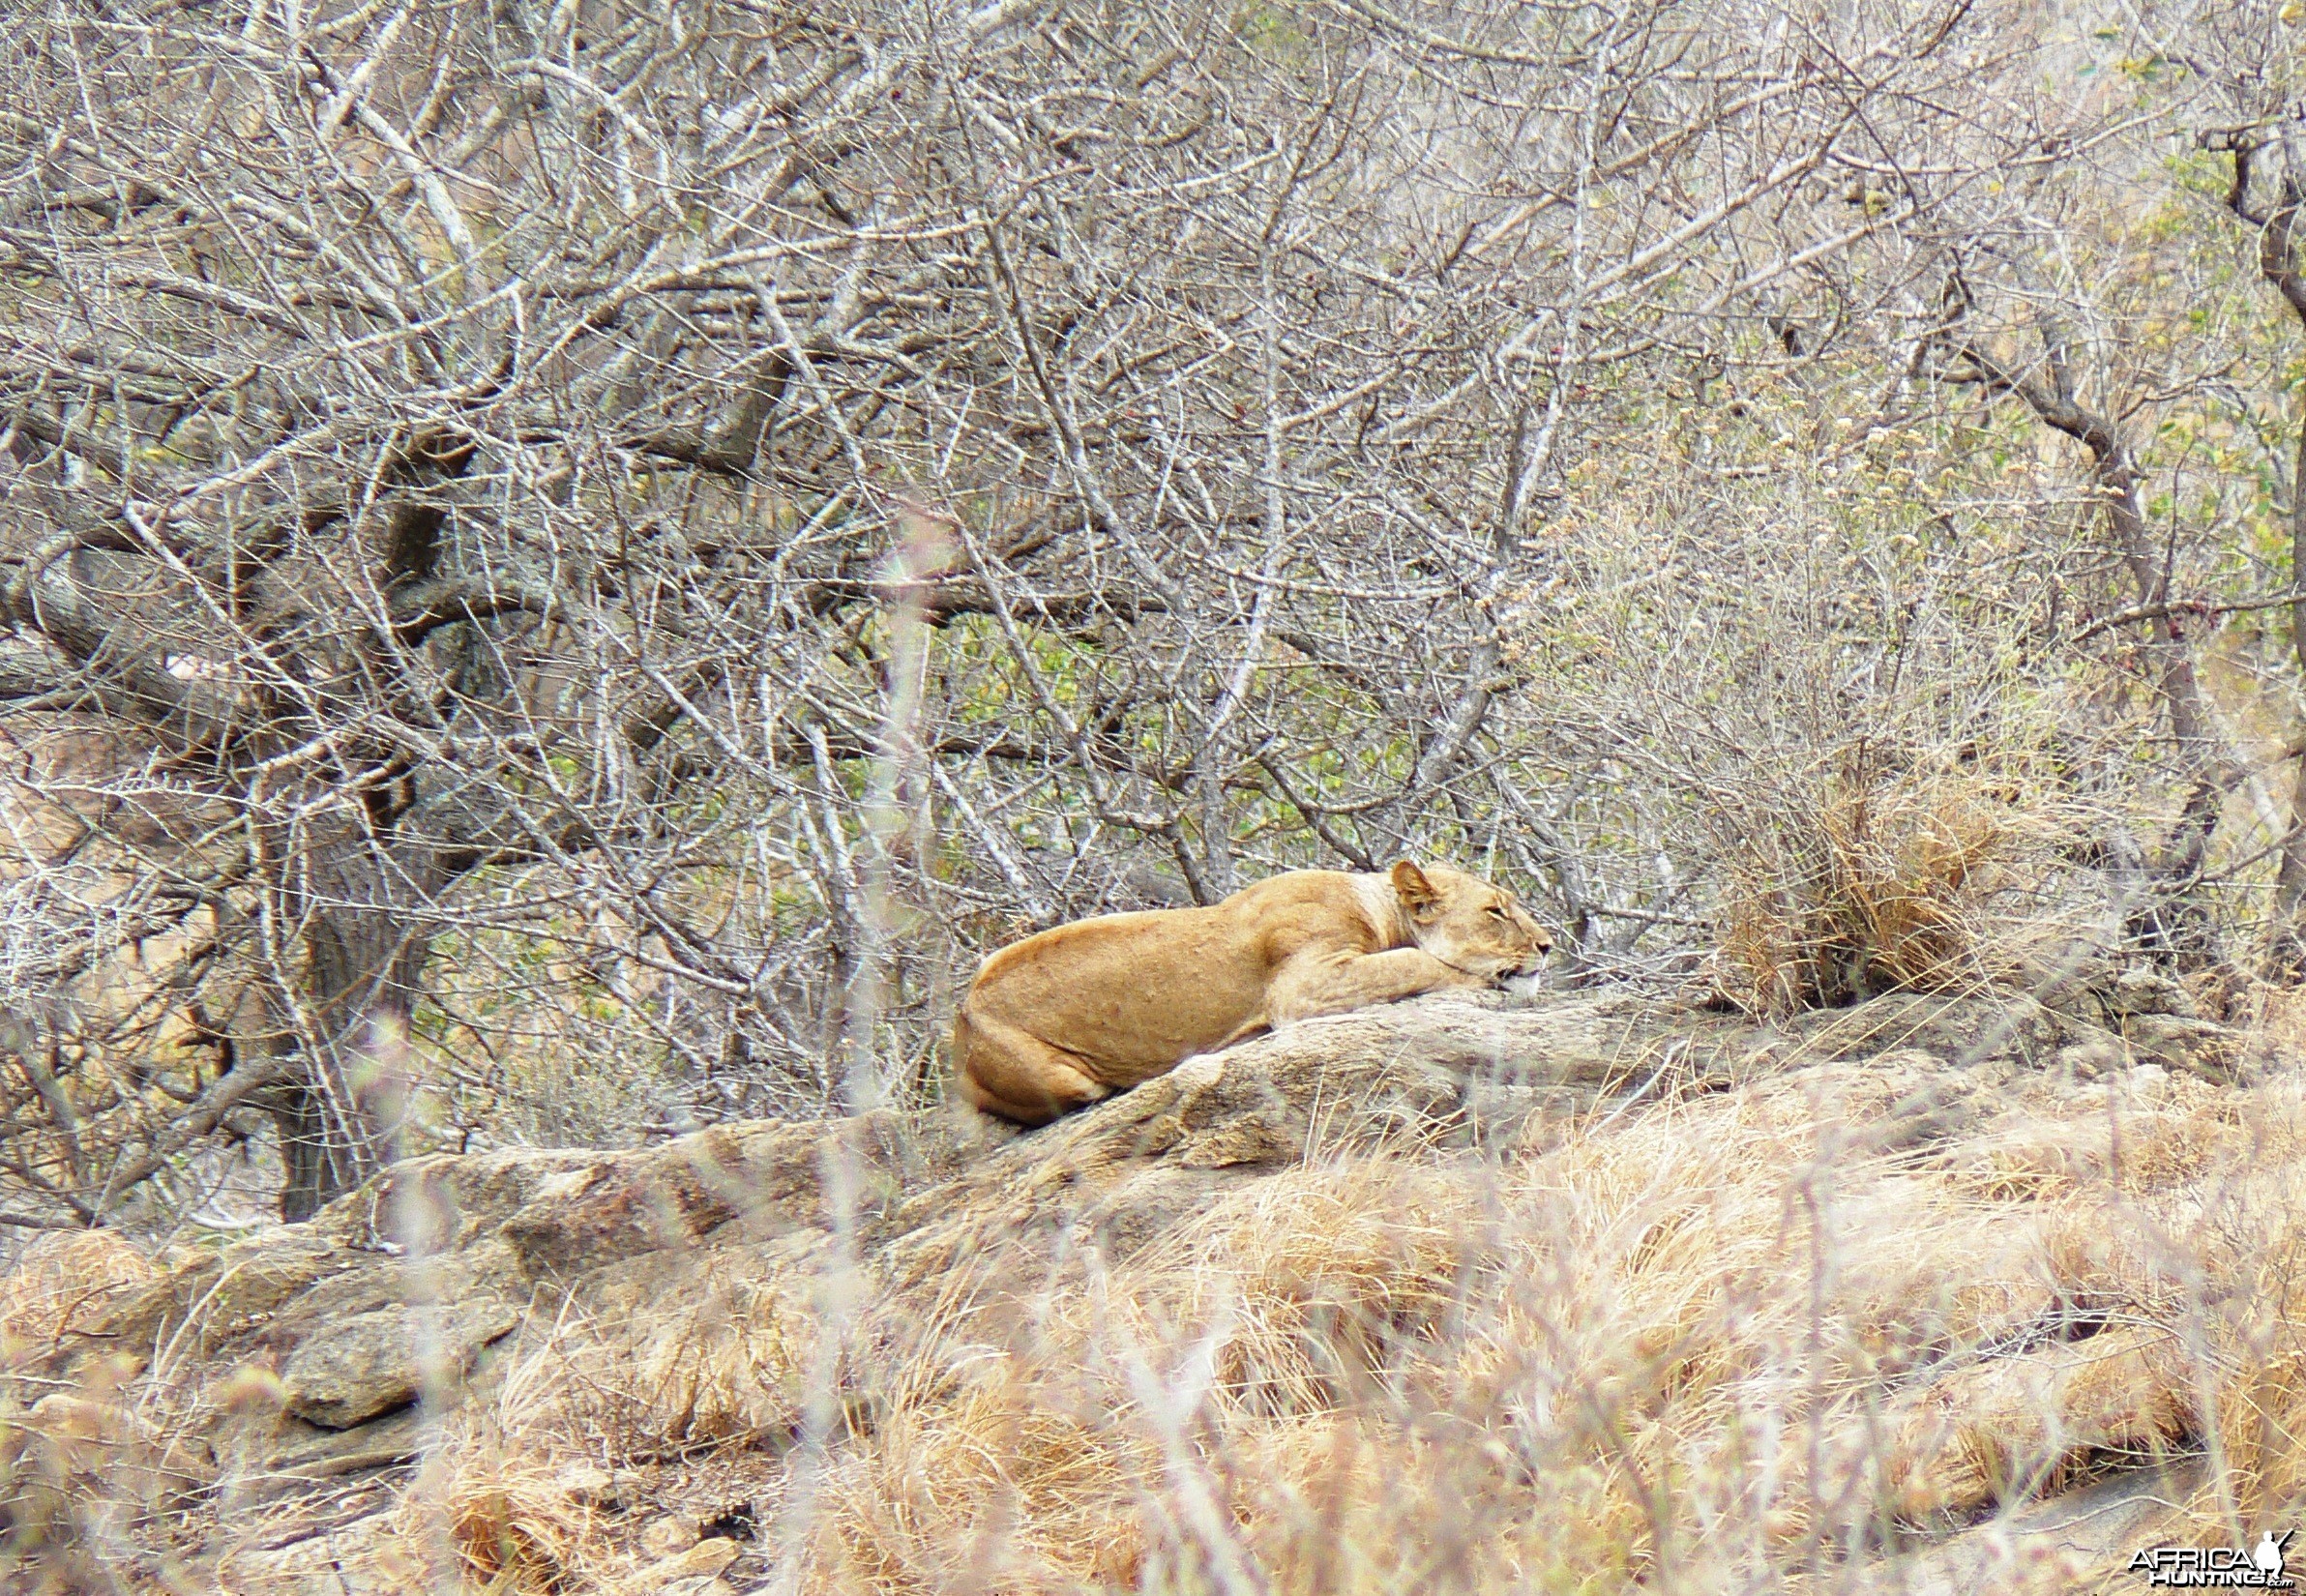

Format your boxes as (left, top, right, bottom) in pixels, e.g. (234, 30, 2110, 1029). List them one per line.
(953, 1008, 1112, 1126)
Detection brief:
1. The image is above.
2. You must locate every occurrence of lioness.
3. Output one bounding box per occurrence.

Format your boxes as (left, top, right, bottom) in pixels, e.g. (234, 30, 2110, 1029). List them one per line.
(954, 860, 1552, 1125)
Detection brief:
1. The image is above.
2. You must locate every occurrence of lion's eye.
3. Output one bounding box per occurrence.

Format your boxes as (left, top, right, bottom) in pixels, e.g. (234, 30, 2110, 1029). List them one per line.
(1487, 904, 1509, 919)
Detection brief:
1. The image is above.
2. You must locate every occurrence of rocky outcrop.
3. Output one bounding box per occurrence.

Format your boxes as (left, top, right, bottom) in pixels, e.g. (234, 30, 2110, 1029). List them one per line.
(2, 973, 2274, 1592)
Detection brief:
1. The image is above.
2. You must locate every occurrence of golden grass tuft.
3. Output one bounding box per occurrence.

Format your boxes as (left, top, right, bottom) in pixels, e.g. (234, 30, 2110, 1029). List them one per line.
(568, 1249, 829, 1453)
(1102, 1164, 1481, 1419)
(813, 1375, 1157, 1592)
(1711, 757, 2079, 1016)
(396, 1415, 606, 1592)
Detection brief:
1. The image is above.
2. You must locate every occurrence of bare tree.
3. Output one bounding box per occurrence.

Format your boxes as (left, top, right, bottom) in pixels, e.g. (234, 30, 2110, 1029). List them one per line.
(0, 0, 2247, 1226)
(2199, 15, 2306, 973)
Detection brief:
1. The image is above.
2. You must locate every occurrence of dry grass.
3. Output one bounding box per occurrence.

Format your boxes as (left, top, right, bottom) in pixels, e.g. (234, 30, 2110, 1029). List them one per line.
(418, 1433, 605, 1592)
(764, 1045, 2306, 1594)
(387, 1330, 619, 1593)
(1711, 756, 2085, 1017)
(0, 1231, 188, 1585)
(557, 1244, 831, 1454)
(394, 1242, 845, 1591)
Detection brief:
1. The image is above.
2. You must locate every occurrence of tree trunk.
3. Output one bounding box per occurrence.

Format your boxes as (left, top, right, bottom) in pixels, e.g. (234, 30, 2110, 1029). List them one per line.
(1948, 325, 2235, 965)
(264, 824, 436, 1222)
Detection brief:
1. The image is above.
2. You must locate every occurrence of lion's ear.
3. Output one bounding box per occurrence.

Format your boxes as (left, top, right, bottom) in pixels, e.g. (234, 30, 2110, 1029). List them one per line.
(1391, 860, 1442, 922)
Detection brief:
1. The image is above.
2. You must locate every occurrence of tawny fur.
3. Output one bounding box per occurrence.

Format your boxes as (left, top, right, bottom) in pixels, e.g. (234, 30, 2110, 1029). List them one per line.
(954, 860, 1552, 1125)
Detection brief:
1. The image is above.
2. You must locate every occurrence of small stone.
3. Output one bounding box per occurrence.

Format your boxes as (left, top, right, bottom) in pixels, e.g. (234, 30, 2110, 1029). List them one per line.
(2109, 966, 2198, 1019)
(638, 1516, 699, 1556)
(618, 1537, 742, 1595)
(2051, 1042, 2119, 1082)
(1169, 1052, 1226, 1090)
(559, 1463, 617, 1503)
(262, 1406, 429, 1482)
(218, 1519, 413, 1595)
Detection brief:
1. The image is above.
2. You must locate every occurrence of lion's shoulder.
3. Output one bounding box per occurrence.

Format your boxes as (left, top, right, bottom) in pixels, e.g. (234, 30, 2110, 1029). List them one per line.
(1224, 870, 1396, 956)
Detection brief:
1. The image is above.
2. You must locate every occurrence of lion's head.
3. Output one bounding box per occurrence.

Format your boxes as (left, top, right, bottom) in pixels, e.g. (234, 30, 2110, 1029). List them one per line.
(1391, 859, 1552, 981)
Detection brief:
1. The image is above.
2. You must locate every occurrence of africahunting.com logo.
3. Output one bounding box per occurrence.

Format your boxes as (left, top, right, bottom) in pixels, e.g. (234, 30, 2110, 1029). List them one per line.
(2131, 1531, 2295, 1588)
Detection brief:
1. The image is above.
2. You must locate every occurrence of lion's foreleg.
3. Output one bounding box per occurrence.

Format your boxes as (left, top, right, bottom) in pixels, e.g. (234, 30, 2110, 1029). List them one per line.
(1265, 947, 1486, 1026)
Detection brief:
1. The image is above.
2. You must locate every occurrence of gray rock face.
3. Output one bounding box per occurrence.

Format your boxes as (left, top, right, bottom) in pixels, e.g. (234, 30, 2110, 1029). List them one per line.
(280, 1297, 521, 1428)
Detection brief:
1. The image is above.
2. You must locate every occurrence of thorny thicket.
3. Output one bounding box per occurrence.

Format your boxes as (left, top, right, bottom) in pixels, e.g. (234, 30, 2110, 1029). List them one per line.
(4, 0, 2306, 1226)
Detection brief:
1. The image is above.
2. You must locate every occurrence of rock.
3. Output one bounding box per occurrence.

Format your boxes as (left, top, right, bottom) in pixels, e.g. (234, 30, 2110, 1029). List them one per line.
(2122, 1014, 2240, 1080)
(257, 1241, 522, 1357)
(2052, 1040, 2122, 1080)
(0, 1228, 156, 1344)
(1790, 989, 2104, 1070)
(638, 1515, 701, 1556)
(214, 1514, 425, 1595)
(280, 1299, 521, 1428)
(310, 1146, 620, 1255)
(616, 1535, 742, 1594)
(2105, 966, 2199, 1020)
(258, 1406, 431, 1486)
(1873, 1460, 2204, 1595)
(490, 1109, 978, 1280)
(90, 1227, 349, 1358)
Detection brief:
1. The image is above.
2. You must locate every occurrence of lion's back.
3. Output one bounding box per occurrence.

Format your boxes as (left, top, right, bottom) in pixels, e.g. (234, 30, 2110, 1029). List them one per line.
(962, 872, 1374, 1073)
